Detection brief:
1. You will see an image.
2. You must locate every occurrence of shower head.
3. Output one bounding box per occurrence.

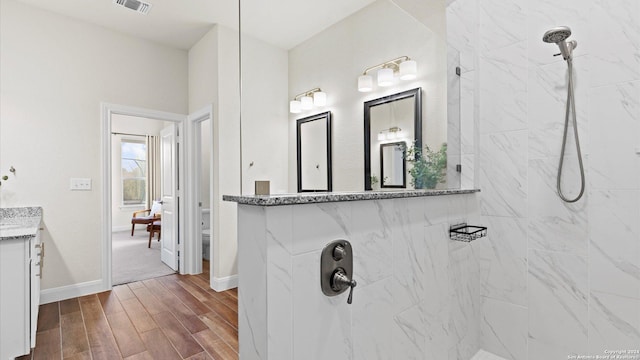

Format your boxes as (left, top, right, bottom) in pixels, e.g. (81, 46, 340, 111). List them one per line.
(543, 26, 571, 43)
(542, 26, 577, 60)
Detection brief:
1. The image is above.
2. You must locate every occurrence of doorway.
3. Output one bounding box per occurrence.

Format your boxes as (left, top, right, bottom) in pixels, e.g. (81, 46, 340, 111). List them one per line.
(110, 114, 176, 285)
(190, 106, 214, 277)
(101, 103, 188, 290)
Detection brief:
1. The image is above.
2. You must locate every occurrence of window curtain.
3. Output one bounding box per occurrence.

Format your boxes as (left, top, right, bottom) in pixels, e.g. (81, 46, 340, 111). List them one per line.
(146, 135, 160, 209)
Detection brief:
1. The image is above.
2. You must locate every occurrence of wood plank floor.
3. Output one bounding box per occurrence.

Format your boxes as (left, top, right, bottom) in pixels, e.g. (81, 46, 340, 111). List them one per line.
(18, 261, 238, 360)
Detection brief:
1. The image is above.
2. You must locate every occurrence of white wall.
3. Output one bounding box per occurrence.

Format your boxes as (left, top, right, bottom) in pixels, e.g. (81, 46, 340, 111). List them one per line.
(110, 114, 172, 231)
(395, 0, 446, 36)
(188, 25, 241, 286)
(0, 0, 188, 290)
(448, 0, 640, 358)
(288, 0, 448, 192)
(241, 36, 289, 194)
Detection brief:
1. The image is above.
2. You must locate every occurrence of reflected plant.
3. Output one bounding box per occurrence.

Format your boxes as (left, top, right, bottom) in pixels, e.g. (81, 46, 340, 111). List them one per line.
(370, 175, 379, 188)
(405, 143, 447, 189)
(0, 166, 14, 186)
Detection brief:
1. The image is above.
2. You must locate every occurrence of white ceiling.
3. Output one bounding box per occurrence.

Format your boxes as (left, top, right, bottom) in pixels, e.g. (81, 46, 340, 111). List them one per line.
(241, 0, 374, 50)
(13, 0, 374, 50)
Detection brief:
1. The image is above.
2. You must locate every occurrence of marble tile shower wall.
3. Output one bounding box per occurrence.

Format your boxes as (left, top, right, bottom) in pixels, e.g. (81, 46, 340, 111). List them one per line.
(448, 0, 640, 359)
(238, 194, 482, 360)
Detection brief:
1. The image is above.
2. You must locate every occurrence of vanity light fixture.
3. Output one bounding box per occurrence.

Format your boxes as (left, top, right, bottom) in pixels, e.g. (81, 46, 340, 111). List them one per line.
(313, 91, 327, 106)
(399, 60, 417, 80)
(301, 96, 314, 110)
(290, 88, 327, 114)
(358, 56, 417, 92)
(377, 68, 394, 87)
(290, 100, 302, 113)
(377, 126, 403, 140)
(358, 75, 373, 92)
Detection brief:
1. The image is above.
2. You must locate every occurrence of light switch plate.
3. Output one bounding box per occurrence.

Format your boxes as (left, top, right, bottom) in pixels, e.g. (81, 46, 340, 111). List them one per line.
(70, 178, 91, 191)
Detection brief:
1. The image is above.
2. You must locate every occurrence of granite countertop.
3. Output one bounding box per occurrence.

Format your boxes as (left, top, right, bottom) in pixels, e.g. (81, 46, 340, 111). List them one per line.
(0, 207, 42, 240)
(223, 188, 480, 206)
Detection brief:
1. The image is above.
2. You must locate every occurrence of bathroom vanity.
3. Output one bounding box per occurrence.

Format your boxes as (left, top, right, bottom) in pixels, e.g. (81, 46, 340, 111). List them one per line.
(0, 207, 43, 359)
(224, 189, 482, 360)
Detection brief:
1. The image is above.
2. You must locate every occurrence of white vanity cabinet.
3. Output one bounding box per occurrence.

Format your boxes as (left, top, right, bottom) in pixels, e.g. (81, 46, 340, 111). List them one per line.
(0, 221, 42, 359)
(30, 230, 43, 348)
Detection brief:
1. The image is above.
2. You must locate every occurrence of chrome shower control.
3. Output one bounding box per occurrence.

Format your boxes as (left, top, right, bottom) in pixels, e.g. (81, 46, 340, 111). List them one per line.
(320, 240, 356, 304)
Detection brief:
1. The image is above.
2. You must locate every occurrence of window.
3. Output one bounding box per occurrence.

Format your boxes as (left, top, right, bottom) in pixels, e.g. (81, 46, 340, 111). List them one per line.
(121, 140, 146, 205)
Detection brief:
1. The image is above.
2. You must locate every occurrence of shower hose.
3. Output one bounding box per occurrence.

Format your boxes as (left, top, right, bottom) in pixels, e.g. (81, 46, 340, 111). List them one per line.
(557, 58, 585, 203)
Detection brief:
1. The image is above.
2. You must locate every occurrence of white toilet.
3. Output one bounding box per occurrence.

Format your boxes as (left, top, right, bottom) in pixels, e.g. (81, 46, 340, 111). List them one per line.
(202, 209, 211, 261)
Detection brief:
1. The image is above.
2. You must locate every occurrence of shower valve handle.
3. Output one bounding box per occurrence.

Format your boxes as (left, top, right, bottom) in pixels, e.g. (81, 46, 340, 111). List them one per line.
(553, 53, 562, 57)
(331, 269, 357, 304)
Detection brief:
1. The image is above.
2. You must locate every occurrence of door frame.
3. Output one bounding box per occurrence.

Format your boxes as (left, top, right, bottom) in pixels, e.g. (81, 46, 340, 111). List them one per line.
(100, 102, 188, 290)
(187, 105, 214, 275)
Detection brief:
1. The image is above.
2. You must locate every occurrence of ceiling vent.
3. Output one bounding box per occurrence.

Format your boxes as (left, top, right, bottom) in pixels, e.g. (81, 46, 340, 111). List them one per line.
(113, 0, 152, 15)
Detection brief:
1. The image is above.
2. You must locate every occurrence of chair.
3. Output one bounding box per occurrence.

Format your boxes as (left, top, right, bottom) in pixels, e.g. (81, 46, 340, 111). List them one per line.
(146, 220, 161, 248)
(131, 201, 162, 236)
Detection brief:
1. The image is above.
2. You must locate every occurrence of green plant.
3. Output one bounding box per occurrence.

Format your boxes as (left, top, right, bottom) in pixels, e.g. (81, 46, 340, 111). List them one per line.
(370, 175, 379, 187)
(405, 142, 447, 189)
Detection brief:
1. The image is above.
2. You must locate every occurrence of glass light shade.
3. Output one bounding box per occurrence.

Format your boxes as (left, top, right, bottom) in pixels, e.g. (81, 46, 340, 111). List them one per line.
(399, 60, 417, 80)
(386, 132, 396, 140)
(396, 129, 404, 138)
(289, 100, 301, 113)
(301, 96, 313, 110)
(377, 132, 385, 141)
(358, 75, 373, 92)
(377, 68, 394, 86)
(313, 91, 327, 106)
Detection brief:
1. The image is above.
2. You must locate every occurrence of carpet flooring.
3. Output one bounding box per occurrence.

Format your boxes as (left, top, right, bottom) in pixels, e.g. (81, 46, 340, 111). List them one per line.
(112, 230, 175, 285)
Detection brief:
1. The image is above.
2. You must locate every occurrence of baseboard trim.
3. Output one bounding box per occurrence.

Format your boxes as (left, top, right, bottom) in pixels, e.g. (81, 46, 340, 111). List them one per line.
(40, 279, 106, 304)
(211, 274, 238, 292)
(39, 274, 237, 303)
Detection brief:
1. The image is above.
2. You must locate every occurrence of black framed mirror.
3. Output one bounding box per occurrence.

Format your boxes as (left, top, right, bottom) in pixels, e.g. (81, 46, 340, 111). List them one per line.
(297, 111, 332, 192)
(364, 88, 422, 191)
(380, 142, 407, 188)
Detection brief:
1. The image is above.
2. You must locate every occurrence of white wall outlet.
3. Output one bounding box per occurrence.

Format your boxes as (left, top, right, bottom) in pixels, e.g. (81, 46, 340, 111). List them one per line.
(70, 178, 92, 191)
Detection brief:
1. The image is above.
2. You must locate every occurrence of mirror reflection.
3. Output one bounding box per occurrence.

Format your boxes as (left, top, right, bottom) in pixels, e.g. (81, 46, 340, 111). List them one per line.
(296, 112, 332, 192)
(240, 0, 453, 193)
(380, 142, 406, 188)
(364, 88, 421, 190)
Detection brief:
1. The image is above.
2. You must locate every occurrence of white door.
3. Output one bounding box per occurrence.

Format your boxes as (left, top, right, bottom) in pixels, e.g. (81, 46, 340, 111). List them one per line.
(160, 124, 179, 270)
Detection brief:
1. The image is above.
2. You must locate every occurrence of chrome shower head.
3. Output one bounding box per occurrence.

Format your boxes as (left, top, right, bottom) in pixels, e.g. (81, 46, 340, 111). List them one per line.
(543, 26, 571, 43)
(543, 26, 577, 60)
